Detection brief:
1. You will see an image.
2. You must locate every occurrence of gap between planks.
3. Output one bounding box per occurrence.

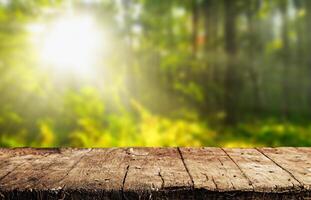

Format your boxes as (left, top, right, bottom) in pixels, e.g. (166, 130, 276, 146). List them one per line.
(177, 147, 195, 189)
(221, 148, 255, 191)
(255, 148, 304, 189)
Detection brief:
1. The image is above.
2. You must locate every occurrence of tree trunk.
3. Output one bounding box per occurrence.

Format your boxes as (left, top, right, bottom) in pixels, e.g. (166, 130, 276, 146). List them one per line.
(280, 2, 290, 119)
(246, 1, 262, 115)
(306, 1, 311, 116)
(201, 0, 219, 113)
(192, 0, 199, 57)
(224, 0, 238, 125)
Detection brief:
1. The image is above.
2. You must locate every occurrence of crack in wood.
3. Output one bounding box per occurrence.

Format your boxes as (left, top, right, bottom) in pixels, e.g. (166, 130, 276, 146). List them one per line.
(218, 158, 224, 166)
(202, 172, 220, 190)
(177, 147, 194, 189)
(211, 176, 218, 190)
(255, 148, 304, 189)
(158, 169, 165, 189)
(1, 147, 311, 199)
(217, 158, 236, 190)
(201, 173, 209, 182)
(121, 165, 130, 200)
(221, 148, 255, 191)
(230, 180, 235, 190)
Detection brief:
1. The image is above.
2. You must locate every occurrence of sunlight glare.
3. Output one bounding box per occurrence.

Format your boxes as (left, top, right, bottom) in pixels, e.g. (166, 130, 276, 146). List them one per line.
(40, 15, 102, 77)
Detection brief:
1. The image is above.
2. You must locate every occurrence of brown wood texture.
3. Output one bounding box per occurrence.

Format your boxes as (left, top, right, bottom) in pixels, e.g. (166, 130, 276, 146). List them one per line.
(0, 147, 310, 200)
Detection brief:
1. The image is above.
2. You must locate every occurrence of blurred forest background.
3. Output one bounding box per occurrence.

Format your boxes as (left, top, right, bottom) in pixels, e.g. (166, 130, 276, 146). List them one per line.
(0, 0, 311, 147)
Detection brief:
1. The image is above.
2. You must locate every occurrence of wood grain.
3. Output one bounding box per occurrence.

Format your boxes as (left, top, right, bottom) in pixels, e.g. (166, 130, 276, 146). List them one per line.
(223, 148, 301, 192)
(259, 147, 311, 190)
(179, 147, 253, 192)
(123, 148, 193, 199)
(0, 147, 310, 200)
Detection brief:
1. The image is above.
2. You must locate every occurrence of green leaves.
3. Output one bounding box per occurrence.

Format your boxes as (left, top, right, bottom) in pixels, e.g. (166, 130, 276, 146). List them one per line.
(0, 0, 310, 147)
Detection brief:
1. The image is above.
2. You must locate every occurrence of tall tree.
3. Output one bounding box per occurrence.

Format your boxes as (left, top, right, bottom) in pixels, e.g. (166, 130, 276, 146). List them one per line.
(306, 0, 311, 115)
(202, 0, 222, 112)
(246, 0, 262, 114)
(192, 0, 199, 57)
(279, 0, 290, 119)
(224, 0, 239, 124)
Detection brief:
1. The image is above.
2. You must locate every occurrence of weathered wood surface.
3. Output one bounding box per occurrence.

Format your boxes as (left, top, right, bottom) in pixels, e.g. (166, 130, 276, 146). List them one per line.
(0, 147, 310, 200)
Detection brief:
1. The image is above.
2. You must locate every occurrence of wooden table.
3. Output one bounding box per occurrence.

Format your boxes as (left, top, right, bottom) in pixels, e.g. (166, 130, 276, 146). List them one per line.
(0, 147, 310, 199)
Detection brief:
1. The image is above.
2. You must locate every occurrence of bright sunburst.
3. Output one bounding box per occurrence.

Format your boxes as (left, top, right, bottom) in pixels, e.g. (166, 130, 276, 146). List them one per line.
(31, 15, 103, 77)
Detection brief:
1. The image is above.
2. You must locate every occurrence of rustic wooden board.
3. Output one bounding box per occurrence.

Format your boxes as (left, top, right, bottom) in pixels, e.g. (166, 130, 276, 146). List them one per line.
(59, 148, 129, 199)
(0, 148, 90, 190)
(223, 148, 301, 192)
(259, 147, 311, 190)
(0, 148, 62, 186)
(0, 147, 310, 200)
(123, 148, 193, 199)
(179, 147, 253, 192)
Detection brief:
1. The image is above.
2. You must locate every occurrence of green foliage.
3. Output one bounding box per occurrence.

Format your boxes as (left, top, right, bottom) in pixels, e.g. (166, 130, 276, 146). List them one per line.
(219, 121, 311, 147)
(0, 0, 311, 147)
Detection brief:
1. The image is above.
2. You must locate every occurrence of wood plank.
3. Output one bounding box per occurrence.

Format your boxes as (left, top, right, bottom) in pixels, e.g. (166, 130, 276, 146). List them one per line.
(0, 150, 55, 184)
(223, 148, 301, 192)
(0, 147, 310, 199)
(0, 148, 90, 192)
(259, 147, 311, 190)
(58, 148, 129, 199)
(0, 148, 60, 164)
(123, 148, 192, 198)
(179, 147, 253, 192)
